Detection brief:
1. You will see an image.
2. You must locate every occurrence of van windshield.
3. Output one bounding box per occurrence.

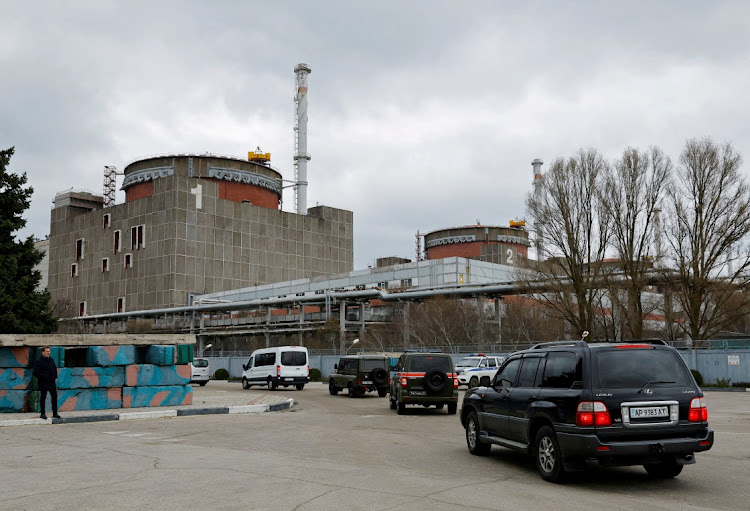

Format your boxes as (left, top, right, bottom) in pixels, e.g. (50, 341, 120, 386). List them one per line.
(281, 351, 307, 366)
(595, 349, 691, 389)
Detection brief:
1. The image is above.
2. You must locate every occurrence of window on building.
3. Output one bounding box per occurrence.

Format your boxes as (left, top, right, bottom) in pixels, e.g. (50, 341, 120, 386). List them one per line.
(400, 278, 413, 288)
(71, 263, 78, 277)
(117, 297, 125, 313)
(102, 258, 109, 272)
(377, 281, 388, 289)
(131, 225, 145, 249)
(75, 238, 84, 260)
(124, 253, 132, 269)
(103, 214, 111, 229)
(79, 301, 87, 317)
(113, 230, 121, 253)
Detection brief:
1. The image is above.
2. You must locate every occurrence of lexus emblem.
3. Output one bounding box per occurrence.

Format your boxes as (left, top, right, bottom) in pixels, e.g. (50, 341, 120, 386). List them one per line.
(645, 388, 653, 395)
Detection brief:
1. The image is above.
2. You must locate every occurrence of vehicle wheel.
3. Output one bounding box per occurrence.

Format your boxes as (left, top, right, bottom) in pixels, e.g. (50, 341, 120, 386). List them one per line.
(447, 403, 458, 415)
(199, 381, 207, 386)
(378, 388, 388, 398)
(535, 426, 565, 483)
(295, 384, 305, 390)
(267, 378, 277, 391)
(389, 394, 397, 410)
(436, 403, 444, 409)
(372, 367, 388, 386)
(242, 377, 249, 390)
(480, 376, 491, 386)
(469, 376, 479, 389)
(397, 397, 406, 415)
(466, 411, 491, 456)
(424, 369, 448, 392)
(348, 385, 358, 398)
(329, 380, 339, 395)
(644, 460, 684, 479)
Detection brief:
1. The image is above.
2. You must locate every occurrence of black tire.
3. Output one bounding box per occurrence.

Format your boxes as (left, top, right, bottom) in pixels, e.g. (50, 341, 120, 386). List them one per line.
(296, 384, 305, 390)
(423, 370, 448, 393)
(447, 403, 458, 415)
(469, 376, 479, 389)
(371, 367, 388, 385)
(480, 376, 491, 386)
(389, 394, 397, 410)
(348, 385, 358, 398)
(267, 378, 277, 391)
(242, 377, 250, 390)
(436, 403, 444, 409)
(378, 388, 388, 398)
(535, 426, 565, 483)
(397, 396, 406, 415)
(644, 460, 684, 479)
(199, 381, 207, 386)
(466, 411, 491, 455)
(329, 380, 339, 395)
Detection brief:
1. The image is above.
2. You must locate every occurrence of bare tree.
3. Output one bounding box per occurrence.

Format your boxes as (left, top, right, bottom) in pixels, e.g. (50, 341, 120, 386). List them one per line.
(524, 148, 611, 337)
(601, 147, 671, 339)
(662, 137, 750, 340)
(501, 296, 566, 349)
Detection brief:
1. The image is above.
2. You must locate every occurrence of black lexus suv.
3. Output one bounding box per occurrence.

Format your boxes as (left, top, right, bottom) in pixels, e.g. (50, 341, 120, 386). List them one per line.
(460, 340, 714, 482)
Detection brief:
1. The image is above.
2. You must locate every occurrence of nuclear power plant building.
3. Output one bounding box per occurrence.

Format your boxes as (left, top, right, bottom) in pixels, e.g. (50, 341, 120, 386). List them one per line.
(48, 153, 353, 317)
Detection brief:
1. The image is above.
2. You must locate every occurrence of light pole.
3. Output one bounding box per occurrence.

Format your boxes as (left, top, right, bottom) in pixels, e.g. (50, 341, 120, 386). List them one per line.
(201, 343, 212, 358)
(346, 338, 359, 355)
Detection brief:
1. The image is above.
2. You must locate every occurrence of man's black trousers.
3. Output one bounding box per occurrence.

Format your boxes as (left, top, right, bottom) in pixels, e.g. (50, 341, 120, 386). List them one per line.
(40, 384, 58, 415)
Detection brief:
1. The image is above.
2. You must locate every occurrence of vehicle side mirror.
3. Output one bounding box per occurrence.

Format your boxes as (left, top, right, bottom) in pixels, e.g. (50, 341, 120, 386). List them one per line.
(334, 364, 338, 370)
(242, 364, 247, 371)
(389, 365, 396, 371)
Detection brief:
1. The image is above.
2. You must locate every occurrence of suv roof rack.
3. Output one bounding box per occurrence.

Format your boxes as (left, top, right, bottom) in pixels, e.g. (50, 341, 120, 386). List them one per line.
(403, 349, 443, 353)
(611, 339, 668, 345)
(530, 340, 589, 350)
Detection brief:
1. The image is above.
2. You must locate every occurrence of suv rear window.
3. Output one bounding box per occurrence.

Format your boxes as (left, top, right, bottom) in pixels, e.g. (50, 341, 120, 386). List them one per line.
(595, 349, 691, 389)
(281, 351, 307, 366)
(408, 356, 452, 372)
(363, 359, 385, 370)
(192, 359, 208, 368)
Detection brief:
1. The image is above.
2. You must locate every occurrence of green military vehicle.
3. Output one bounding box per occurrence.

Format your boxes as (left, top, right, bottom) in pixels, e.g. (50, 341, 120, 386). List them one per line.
(328, 355, 390, 398)
(389, 351, 458, 415)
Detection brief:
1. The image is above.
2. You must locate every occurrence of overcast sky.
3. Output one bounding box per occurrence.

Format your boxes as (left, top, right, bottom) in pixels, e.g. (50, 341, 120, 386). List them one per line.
(2, 1, 749, 269)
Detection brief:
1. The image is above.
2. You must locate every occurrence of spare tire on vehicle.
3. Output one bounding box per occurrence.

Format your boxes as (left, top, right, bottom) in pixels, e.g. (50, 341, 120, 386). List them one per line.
(371, 367, 388, 385)
(423, 369, 448, 393)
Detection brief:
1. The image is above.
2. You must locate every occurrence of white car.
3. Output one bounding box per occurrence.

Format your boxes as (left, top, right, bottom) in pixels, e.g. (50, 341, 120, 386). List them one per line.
(455, 354, 505, 388)
(241, 346, 309, 390)
(189, 358, 210, 386)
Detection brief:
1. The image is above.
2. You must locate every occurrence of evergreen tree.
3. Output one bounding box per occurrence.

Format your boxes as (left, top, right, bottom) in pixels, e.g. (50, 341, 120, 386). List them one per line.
(0, 147, 57, 333)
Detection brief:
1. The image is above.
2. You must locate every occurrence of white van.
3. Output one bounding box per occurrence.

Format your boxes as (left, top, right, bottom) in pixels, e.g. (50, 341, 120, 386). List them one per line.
(189, 358, 210, 386)
(241, 346, 309, 390)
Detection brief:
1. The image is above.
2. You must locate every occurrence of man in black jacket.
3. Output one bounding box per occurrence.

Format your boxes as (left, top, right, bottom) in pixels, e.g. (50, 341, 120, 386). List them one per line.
(32, 346, 60, 420)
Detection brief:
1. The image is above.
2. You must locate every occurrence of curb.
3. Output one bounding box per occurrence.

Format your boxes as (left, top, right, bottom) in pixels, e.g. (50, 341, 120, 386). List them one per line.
(0, 398, 295, 427)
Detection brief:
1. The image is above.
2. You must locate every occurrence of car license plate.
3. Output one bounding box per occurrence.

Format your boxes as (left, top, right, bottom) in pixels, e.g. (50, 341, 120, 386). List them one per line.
(361, 380, 373, 384)
(285, 378, 294, 381)
(630, 406, 669, 419)
(408, 390, 426, 396)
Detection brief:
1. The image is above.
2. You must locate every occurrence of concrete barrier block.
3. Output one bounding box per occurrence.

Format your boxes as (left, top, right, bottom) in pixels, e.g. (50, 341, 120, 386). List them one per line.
(0, 347, 33, 368)
(122, 385, 193, 408)
(125, 364, 190, 387)
(0, 368, 32, 390)
(144, 345, 176, 366)
(29, 388, 123, 412)
(86, 346, 136, 366)
(176, 344, 193, 365)
(56, 367, 126, 390)
(0, 390, 29, 412)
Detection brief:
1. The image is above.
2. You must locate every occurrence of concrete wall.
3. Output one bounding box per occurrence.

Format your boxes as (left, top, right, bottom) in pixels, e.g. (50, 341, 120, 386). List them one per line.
(49, 173, 353, 315)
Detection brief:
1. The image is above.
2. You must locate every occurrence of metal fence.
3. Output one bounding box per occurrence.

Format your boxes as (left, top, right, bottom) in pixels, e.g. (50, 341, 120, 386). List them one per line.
(204, 348, 750, 386)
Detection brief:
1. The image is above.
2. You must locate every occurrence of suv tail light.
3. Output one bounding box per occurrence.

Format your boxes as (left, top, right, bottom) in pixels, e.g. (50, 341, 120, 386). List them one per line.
(576, 401, 611, 427)
(689, 397, 708, 422)
(276, 365, 281, 377)
(453, 377, 459, 389)
(400, 377, 408, 388)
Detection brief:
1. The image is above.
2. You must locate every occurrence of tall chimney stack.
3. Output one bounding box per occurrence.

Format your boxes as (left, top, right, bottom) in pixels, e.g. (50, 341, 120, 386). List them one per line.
(294, 63, 312, 215)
